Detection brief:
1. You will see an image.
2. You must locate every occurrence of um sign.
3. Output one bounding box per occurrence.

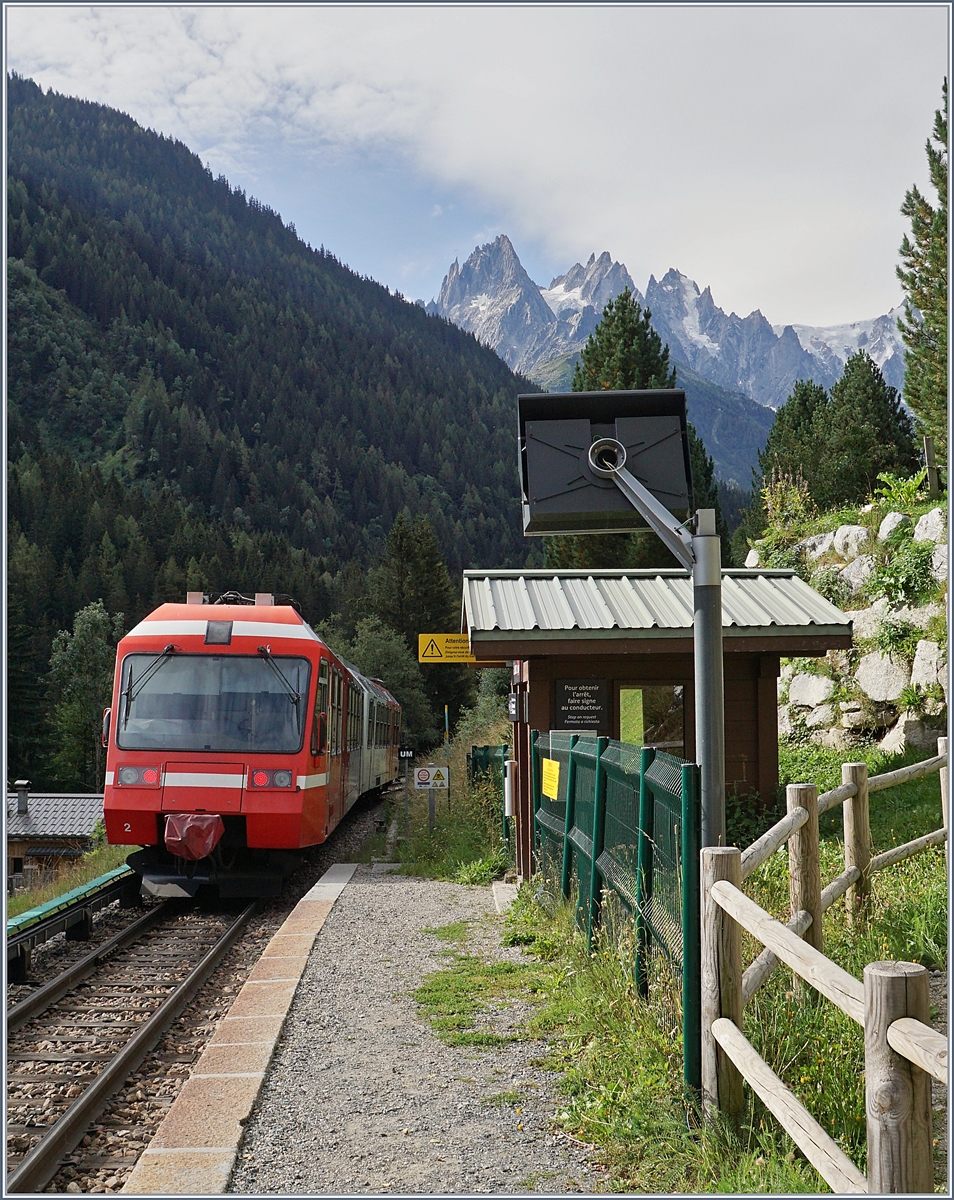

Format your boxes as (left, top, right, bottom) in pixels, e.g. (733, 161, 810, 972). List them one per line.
(517, 390, 693, 535)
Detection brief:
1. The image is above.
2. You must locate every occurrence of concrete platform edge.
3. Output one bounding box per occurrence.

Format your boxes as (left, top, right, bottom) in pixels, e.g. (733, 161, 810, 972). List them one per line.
(120, 863, 357, 1195)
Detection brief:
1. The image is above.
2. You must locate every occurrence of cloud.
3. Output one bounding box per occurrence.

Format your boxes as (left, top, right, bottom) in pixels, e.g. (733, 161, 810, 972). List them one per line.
(6, 5, 947, 323)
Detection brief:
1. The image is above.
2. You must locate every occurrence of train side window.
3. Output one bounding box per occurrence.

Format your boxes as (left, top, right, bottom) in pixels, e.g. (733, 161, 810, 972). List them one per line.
(333, 670, 343, 755)
(315, 660, 329, 756)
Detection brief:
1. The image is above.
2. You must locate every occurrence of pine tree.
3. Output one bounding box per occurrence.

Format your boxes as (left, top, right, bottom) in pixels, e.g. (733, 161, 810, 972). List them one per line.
(547, 288, 722, 568)
(743, 355, 917, 525)
(897, 79, 948, 458)
(366, 512, 474, 741)
(571, 289, 676, 392)
(823, 352, 918, 505)
(47, 600, 125, 790)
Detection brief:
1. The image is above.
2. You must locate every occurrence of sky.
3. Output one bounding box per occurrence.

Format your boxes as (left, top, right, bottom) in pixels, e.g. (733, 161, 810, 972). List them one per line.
(4, 4, 950, 327)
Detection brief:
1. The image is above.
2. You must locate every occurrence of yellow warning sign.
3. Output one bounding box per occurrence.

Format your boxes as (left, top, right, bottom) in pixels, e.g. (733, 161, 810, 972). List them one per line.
(541, 758, 561, 800)
(418, 634, 477, 663)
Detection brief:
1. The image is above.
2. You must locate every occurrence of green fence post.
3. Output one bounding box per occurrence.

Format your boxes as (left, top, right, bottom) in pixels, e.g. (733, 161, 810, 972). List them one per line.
(634, 745, 657, 998)
(585, 736, 609, 951)
(501, 744, 512, 841)
(560, 735, 579, 901)
(681, 762, 702, 1101)
(529, 732, 540, 854)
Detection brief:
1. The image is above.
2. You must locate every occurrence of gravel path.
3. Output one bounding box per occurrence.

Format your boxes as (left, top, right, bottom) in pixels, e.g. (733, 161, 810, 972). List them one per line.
(229, 867, 598, 1195)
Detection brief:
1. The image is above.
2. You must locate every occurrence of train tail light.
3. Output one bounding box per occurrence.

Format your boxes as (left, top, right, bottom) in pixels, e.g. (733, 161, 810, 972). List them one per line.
(117, 766, 161, 786)
(247, 768, 294, 789)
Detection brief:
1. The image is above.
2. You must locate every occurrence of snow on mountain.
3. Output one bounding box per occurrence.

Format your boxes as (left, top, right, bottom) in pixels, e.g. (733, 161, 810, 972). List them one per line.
(428, 239, 638, 375)
(540, 251, 641, 317)
(429, 239, 905, 409)
(774, 308, 906, 395)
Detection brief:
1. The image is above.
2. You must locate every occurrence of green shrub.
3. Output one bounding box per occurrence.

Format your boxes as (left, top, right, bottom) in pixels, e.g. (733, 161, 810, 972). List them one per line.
(810, 565, 853, 608)
(872, 467, 927, 508)
(864, 538, 936, 605)
(874, 616, 922, 665)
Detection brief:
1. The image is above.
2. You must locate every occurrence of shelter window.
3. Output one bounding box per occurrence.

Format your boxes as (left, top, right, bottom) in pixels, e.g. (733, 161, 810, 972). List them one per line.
(618, 684, 684, 754)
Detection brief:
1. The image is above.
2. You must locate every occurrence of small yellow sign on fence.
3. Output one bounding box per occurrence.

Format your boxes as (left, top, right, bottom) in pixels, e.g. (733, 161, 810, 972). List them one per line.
(541, 757, 561, 800)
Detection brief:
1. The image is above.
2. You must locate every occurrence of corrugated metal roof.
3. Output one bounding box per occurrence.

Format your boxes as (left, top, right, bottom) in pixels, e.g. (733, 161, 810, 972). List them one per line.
(462, 569, 850, 639)
(6, 794, 104, 840)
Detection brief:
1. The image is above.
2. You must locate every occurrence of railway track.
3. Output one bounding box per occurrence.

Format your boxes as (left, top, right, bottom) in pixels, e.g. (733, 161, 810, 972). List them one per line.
(6, 900, 258, 1194)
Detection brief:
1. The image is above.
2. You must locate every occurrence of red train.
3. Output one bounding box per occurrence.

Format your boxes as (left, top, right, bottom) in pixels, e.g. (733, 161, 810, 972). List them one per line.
(102, 592, 401, 898)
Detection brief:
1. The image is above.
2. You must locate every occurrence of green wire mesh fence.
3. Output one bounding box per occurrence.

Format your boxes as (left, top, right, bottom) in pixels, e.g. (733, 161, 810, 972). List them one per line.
(531, 731, 701, 1098)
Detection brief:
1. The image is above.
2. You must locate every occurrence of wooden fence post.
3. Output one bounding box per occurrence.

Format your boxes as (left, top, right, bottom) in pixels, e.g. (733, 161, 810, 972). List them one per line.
(701, 846, 743, 1122)
(842, 762, 870, 925)
(787, 783, 821, 953)
(938, 736, 948, 865)
(864, 961, 933, 1193)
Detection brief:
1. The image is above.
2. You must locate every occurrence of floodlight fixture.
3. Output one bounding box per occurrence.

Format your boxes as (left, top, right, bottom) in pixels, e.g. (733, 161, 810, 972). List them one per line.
(516, 388, 725, 847)
(518, 390, 693, 538)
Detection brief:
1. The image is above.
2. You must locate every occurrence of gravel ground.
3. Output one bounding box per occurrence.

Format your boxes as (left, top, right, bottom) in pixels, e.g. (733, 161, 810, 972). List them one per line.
(229, 867, 599, 1195)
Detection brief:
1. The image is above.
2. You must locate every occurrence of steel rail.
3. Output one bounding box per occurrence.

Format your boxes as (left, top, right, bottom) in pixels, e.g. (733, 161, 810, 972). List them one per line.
(7, 902, 172, 1032)
(6, 900, 260, 1195)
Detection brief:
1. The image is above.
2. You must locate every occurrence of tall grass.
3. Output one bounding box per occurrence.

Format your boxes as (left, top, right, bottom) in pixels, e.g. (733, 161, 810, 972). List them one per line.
(6, 843, 130, 919)
(496, 740, 948, 1192)
(396, 705, 513, 883)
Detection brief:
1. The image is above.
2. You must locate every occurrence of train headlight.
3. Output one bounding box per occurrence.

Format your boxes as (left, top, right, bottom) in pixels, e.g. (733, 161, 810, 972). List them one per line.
(118, 767, 140, 785)
(273, 769, 293, 788)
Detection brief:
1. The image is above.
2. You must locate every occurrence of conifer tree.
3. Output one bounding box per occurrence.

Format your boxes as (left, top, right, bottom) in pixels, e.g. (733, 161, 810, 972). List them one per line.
(47, 600, 125, 790)
(744, 355, 917, 529)
(366, 512, 474, 740)
(897, 79, 948, 458)
(547, 288, 724, 569)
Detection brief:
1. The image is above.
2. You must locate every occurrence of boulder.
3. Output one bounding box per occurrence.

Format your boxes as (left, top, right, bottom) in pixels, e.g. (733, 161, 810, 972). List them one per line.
(833, 524, 871, 560)
(931, 543, 947, 582)
(892, 602, 942, 630)
(789, 674, 834, 707)
(777, 705, 793, 738)
(744, 548, 760, 568)
(839, 554, 876, 594)
(855, 650, 910, 702)
(910, 640, 943, 691)
(794, 531, 834, 560)
(843, 598, 889, 640)
(804, 703, 835, 729)
(913, 507, 947, 544)
(878, 511, 911, 541)
(817, 727, 854, 750)
(841, 708, 869, 729)
(879, 714, 942, 755)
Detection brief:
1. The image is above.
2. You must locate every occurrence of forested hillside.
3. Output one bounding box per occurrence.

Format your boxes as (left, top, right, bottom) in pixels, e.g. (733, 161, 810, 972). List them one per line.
(7, 74, 545, 783)
(7, 73, 541, 563)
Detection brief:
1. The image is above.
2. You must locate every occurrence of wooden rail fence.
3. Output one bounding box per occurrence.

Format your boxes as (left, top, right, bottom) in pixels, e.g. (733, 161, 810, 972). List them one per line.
(702, 739, 948, 1194)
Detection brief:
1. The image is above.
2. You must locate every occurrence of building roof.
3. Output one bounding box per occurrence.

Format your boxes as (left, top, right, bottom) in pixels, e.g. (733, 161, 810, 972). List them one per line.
(6, 793, 104, 841)
(462, 569, 851, 643)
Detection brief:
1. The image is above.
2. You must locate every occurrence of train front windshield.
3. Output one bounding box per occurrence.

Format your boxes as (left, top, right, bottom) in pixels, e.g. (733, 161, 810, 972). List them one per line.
(117, 654, 311, 753)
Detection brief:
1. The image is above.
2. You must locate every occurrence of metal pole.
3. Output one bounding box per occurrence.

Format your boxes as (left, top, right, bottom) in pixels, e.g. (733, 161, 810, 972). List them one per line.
(923, 435, 940, 500)
(692, 510, 725, 848)
(445, 704, 451, 810)
(428, 787, 435, 834)
(403, 766, 410, 836)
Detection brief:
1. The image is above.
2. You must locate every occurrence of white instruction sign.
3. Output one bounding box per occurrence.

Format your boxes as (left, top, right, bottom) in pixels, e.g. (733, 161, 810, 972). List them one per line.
(414, 766, 449, 790)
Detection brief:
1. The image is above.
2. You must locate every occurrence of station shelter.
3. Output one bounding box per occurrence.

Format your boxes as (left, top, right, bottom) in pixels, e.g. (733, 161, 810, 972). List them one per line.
(460, 568, 852, 880)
